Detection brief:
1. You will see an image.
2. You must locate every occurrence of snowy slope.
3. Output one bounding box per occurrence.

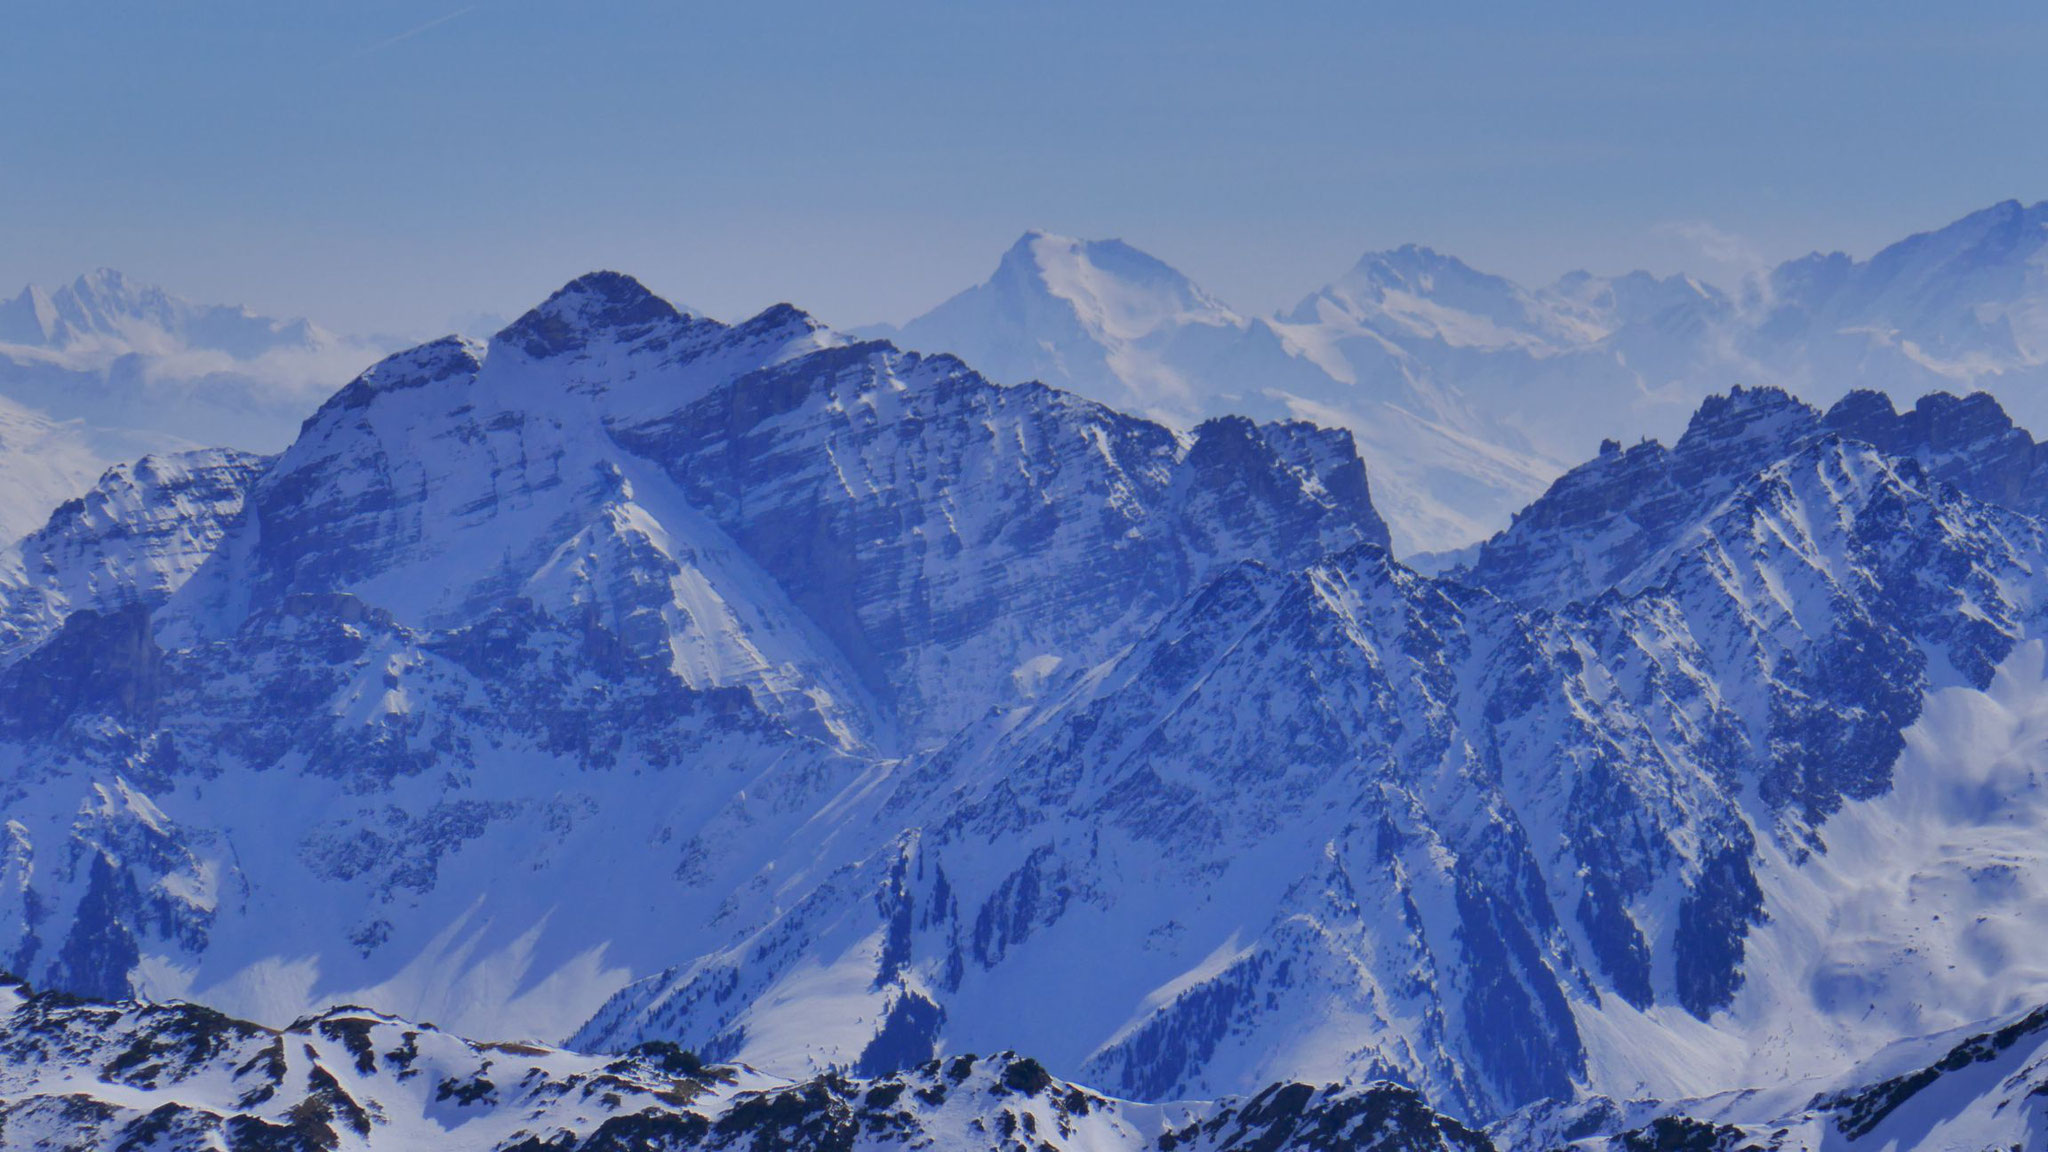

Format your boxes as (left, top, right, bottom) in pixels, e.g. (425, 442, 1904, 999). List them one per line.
(0, 449, 267, 663)
(577, 385, 2048, 1120)
(1506, 999, 2048, 1151)
(0, 395, 120, 546)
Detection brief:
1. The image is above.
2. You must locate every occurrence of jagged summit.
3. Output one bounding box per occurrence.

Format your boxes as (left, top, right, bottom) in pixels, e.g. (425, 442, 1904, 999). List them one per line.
(1672, 382, 1816, 454)
(496, 270, 693, 360)
(1465, 383, 2048, 609)
(0, 267, 389, 469)
(727, 299, 831, 341)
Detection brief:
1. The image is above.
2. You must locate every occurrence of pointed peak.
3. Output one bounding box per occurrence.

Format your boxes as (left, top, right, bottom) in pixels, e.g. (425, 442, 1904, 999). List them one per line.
(734, 301, 827, 338)
(721, 302, 848, 365)
(994, 231, 1195, 284)
(1005, 228, 1062, 254)
(497, 271, 685, 360)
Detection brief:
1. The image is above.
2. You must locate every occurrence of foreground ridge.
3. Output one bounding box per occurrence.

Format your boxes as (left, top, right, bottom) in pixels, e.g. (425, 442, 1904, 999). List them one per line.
(8, 975, 2046, 1151)
(0, 975, 1490, 1152)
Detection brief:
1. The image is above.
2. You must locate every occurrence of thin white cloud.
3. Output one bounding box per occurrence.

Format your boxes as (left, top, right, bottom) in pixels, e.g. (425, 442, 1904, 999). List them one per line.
(363, 6, 478, 55)
(1654, 220, 1769, 276)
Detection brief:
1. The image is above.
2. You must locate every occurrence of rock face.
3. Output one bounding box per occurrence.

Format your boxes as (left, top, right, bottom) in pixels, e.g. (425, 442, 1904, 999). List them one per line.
(8, 269, 2048, 1131)
(0, 449, 268, 661)
(0, 975, 1496, 1152)
(1467, 384, 2048, 608)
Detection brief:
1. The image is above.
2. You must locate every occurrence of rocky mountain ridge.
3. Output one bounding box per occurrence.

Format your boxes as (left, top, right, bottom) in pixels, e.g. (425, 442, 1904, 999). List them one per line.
(7, 974, 2044, 1151)
(3, 271, 2048, 1134)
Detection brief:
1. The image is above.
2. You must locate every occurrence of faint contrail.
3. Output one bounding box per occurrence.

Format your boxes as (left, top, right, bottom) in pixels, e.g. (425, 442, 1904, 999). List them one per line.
(364, 5, 478, 55)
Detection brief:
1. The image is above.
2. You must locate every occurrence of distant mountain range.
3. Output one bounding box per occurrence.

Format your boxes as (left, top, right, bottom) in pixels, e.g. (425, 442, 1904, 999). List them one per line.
(0, 268, 386, 541)
(878, 200, 2048, 554)
(8, 201, 2045, 556)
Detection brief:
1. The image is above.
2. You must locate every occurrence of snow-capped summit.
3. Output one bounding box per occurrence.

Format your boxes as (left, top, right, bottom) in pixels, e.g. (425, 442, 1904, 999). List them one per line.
(1750, 199, 2048, 427)
(0, 267, 326, 359)
(890, 231, 1253, 423)
(884, 201, 2048, 559)
(889, 233, 1566, 556)
(496, 270, 692, 360)
(995, 231, 1239, 341)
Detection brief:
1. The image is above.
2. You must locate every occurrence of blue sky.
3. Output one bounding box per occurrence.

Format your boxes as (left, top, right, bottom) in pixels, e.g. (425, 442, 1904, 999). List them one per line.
(4, 1, 2044, 335)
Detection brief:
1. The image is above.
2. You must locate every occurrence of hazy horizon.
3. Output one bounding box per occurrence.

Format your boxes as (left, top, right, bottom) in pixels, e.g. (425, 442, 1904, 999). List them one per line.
(6, 1, 2045, 337)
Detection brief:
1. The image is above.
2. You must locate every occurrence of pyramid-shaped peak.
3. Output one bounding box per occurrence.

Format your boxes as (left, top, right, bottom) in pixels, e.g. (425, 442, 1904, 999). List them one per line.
(496, 271, 687, 360)
(984, 231, 1234, 336)
(734, 301, 822, 333)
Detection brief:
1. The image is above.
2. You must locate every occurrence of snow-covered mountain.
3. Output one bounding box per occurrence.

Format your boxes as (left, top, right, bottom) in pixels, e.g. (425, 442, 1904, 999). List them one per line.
(0, 973, 1497, 1152)
(1751, 198, 2048, 417)
(886, 201, 2048, 559)
(9, 974, 2045, 1150)
(0, 269, 387, 450)
(0, 271, 1387, 1055)
(11, 268, 2048, 1136)
(883, 233, 1569, 557)
(0, 270, 386, 545)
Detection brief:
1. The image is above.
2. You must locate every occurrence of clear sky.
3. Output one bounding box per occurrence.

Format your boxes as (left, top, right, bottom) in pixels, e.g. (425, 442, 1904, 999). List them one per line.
(4, 1, 2045, 336)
